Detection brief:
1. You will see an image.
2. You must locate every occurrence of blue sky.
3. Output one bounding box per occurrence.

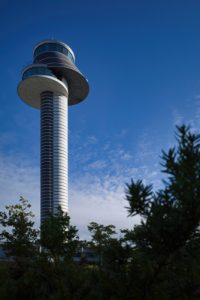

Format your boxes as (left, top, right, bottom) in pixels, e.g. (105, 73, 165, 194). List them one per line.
(0, 0, 200, 238)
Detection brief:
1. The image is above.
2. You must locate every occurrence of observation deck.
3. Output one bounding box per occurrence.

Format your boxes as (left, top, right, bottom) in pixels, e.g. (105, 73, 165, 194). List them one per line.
(18, 40, 89, 108)
(33, 41, 75, 63)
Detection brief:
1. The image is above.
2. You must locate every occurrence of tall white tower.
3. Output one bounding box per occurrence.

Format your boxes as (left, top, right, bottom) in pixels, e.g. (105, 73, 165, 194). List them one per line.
(17, 40, 89, 223)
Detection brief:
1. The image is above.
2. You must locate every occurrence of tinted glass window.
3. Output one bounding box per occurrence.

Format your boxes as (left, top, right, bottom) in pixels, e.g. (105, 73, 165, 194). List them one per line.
(68, 52, 73, 62)
(34, 43, 74, 62)
(22, 67, 56, 80)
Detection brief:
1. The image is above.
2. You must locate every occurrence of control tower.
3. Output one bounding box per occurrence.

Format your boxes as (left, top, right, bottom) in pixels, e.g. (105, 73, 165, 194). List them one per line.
(18, 40, 89, 222)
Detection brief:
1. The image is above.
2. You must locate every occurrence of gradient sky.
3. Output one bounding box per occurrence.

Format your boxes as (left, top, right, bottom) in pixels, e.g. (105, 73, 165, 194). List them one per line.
(0, 0, 200, 238)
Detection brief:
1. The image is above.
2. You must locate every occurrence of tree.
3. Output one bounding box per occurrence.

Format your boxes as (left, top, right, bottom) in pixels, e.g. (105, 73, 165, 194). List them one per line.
(124, 125, 200, 299)
(2, 125, 200, 300)
(88, 222, 116, 265)
(0, 197, 39, 300)
(0, 196, 38, 264)
(40, 207, 79, 264)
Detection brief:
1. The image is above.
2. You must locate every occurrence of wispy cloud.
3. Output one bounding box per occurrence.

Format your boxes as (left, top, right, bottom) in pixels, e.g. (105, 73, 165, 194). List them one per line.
(0, 127, 164, 239)
(68, 130, 164, 237)
(89, 159, 107, 170)
(173, 95, 200, 133)
(0, 152, 40, 225)
(69, 177, 139, 239)
(172, 109, 184, 126)
(86, 135, 98, 144)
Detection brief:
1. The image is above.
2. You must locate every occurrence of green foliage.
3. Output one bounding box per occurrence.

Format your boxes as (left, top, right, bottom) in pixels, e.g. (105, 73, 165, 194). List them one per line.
(40, 207, 79, 263)
(123, 125, 200, 299)
(88, 222, 116, 265)
(1, 125, 200, 299)
(88, 222, 116, 246)
(0, 196, 38, 261)
(0, 197, 39, 299)
(125, 179, 153, 217)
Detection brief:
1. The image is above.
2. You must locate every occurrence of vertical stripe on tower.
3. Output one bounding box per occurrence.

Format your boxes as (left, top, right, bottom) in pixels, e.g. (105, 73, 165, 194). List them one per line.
(40, 91, 53, 222)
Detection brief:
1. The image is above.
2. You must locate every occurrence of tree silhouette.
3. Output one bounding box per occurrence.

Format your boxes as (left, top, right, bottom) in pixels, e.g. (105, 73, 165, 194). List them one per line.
(124, 125, 200, 299)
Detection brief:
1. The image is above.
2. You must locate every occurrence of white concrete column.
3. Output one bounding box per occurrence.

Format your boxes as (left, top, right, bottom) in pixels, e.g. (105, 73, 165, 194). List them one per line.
(53, 95, 68, 214)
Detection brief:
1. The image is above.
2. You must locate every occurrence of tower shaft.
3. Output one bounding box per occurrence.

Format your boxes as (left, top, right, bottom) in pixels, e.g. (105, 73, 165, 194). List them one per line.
(41, 91, 68, 221)
(18, 40, 89, 223)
